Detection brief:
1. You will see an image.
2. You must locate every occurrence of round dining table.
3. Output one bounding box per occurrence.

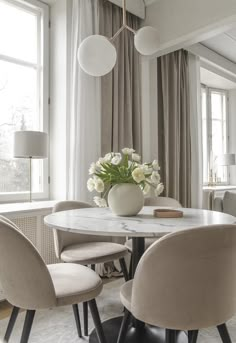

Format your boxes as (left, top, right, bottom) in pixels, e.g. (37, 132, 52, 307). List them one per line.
(44, 206, 236, 343)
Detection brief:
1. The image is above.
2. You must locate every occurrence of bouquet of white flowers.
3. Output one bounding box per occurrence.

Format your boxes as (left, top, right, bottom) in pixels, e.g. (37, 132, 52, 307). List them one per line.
(87, 147, 164, 207)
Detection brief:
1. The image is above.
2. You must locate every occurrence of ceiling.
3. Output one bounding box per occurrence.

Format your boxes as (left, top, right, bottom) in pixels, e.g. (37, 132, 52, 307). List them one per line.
(144, 0, 159, 5)
(41, 0, 159, 18)
(202, 28, 236, 64)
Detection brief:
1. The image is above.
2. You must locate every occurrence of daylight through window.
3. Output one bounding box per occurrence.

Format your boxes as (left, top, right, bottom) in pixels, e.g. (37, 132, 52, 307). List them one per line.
(0, 0, 49, 201)
(201, 86, 228, 185)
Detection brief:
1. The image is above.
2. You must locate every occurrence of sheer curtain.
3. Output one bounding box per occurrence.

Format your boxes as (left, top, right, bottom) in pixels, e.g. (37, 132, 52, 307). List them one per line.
(157, 50, 191, 207)
(67, 0, 101, 202)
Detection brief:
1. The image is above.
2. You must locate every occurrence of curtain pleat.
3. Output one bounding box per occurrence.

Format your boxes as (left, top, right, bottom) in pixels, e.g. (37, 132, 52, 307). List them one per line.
(99, 1, 142, 155)
(157, 50, 191, 207)
(67, 0, 101, 202)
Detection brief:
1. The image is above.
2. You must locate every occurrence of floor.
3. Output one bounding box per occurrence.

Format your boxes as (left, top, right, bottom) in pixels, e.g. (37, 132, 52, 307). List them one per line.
(0, 278, 236, 343)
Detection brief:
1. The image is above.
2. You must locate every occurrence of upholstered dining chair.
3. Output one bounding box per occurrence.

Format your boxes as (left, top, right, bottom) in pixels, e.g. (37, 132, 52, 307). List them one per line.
(52, 200, 129, 336)
(0, 216, 107, 343)
(118, 224, 236, 343)
(125, 196, 182, 253)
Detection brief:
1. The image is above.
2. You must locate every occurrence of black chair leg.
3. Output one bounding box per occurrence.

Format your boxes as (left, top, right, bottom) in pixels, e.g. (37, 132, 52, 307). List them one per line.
(188, 330, 199, 343)
(4, 306, 20, 342)
(166, 329, 177, 343)
(128, 254, 133, 279)
(72, 304, 82, 338)
(20, 310, 35, 343)
(83, 301, 88, 336)
(217, 323, 232, 343)
(117, 309, 131, 343)
(89, 299, 107, 343)
(119, 257, 129, 281)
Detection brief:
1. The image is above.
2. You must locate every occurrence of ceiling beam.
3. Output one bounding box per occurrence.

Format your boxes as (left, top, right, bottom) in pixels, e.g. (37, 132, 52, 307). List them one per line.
(186, 43, 236, 82)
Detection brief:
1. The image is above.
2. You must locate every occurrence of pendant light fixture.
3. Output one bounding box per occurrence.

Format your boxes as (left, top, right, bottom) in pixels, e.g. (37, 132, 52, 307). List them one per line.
(78, 0, 160, 77)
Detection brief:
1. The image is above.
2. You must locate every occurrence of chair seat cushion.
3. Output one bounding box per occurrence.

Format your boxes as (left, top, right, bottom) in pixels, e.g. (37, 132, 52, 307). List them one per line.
(125, 238, 158, 252)
(120, 280, 133, 312)
(60, 242, 128, 264)
(48, 263, 103, 306)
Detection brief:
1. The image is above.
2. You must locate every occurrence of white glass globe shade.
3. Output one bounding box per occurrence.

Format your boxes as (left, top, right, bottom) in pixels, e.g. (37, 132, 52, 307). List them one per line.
(78, 35, 117, 77)
(134, 26, 160, 56)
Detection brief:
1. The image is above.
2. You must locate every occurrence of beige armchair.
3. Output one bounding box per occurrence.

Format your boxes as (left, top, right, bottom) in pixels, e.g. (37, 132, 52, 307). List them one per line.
(0, 216, 107, 343)
(213, 191, 236, 217)
(52, 200, 129, 335)
(118, 224, 236, 343)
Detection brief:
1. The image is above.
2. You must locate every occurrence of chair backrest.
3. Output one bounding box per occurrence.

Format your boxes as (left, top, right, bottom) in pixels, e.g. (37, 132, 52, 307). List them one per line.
(131, 224, 236, 330)
(0, 217, 56, 310)
(144, 196, 182, 207)
(223, 191, 236, 216)
(0, 215, 20, 230)
(52, 201, 111, 258)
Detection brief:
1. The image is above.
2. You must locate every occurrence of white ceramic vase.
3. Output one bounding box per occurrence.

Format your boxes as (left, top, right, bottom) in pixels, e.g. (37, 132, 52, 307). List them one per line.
(108, 183, 144, 216)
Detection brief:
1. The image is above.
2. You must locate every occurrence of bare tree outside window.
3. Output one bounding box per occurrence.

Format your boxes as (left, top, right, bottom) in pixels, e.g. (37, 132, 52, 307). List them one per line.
(0, 0, 48, 199)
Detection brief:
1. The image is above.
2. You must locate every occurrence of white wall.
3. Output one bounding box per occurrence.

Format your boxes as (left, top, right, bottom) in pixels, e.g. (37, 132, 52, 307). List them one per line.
(49, 0, 68, 200)
(144, 0, 236, 57)
(229, 90, 236, 185)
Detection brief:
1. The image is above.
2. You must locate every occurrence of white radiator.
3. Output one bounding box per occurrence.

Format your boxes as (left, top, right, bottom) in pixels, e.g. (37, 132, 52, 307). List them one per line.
(0, 201, 59, 301)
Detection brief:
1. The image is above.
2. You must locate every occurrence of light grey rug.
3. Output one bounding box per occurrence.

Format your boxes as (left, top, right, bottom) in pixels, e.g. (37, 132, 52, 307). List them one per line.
(0, 278, 236, 343)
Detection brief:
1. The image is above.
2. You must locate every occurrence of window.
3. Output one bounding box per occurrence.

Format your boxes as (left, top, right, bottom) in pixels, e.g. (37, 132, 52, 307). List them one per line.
(0, 0, 49, 202)
(201, 86, 228, 185)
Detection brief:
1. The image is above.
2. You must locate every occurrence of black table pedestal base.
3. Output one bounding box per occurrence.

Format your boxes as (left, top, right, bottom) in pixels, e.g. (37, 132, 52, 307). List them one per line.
(89, 317, 188, 343)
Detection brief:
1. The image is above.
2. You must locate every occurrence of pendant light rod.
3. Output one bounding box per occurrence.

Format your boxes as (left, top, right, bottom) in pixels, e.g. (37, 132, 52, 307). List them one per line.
(123, 0, 126, 26)
(110, 0, 136, 42)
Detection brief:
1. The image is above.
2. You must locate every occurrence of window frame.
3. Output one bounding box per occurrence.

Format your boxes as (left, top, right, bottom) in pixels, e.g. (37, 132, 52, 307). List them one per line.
(0, 0, 49, 203)
(201, 84, 229, 186)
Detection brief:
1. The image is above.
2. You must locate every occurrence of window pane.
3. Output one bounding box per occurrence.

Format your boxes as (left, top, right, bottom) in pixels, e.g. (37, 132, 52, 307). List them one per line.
(0, 60, 42, 193)
(210, 90, 227, 183)
(202, 87, 228, 185)
(201, 88, 208, 184)
(0, 1, 38, 63)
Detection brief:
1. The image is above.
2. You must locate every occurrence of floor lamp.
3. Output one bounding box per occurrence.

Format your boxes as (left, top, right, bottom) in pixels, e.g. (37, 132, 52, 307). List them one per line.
(14, 131, 48, 202)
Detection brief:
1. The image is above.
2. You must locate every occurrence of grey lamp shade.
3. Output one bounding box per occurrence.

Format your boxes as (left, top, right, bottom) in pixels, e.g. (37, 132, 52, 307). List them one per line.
(217, 153, 236, 166)
(14, 131, 48, 159)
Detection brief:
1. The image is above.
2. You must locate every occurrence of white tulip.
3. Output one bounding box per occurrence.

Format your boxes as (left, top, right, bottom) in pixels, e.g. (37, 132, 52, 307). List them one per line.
(140, 164, 152, 174)
(87, 178, 95, 192)
(98, 157, 106, 166)
(93, 196, 107, 207)
(104, 153, 112, 162)
(143, 183, 150, 195)
(152, 160, 160, 171)
(89, 162, 97, 175)
(94, 178, 105, 193)
(122, 147, 135, 155)
(132, 153, 141, 162)
(111, 153, 122, 165)
(132, 167, 145, 183)
(155, 183, 164, 196)
(151, 171, 161, 184)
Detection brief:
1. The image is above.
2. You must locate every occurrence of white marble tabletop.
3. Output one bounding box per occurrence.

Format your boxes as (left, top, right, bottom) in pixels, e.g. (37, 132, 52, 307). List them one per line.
(44, 206, 236, 238)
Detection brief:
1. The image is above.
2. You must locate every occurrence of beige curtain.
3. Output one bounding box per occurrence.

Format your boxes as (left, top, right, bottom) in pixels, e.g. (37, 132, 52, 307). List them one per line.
(99, 1, 142, 155)
(157, 50, 191, 207)
(94, 1, 141, 276)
